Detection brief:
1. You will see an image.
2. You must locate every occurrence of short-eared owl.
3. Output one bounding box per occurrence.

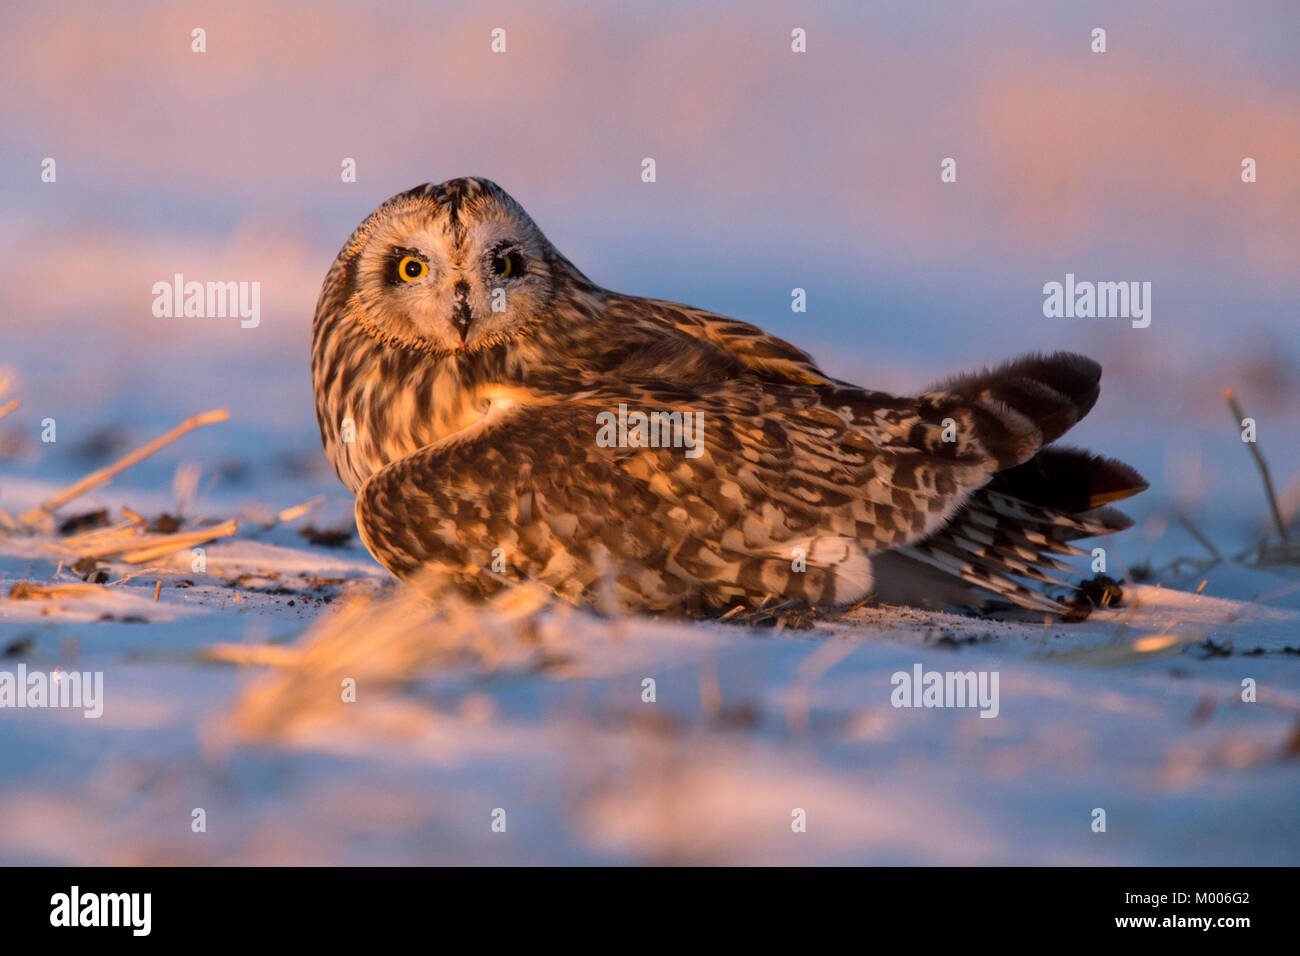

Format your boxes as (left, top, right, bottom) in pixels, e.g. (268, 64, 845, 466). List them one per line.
(311, 177, 1146, 614)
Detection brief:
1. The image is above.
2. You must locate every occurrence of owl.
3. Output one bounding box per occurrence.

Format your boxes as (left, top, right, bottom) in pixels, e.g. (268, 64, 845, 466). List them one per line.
(311, 177, 1147, 615)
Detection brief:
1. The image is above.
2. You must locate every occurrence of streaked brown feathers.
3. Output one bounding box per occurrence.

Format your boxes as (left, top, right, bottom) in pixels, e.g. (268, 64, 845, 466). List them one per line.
(313, 177, 1148, 615)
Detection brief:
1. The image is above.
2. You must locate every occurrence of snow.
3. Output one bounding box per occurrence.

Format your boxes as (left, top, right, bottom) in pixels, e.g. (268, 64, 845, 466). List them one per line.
(1, 466, 1297, 864)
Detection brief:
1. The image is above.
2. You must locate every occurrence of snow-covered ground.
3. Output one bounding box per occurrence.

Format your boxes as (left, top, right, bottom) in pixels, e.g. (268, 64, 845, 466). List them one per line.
(1, 419, 1297, 865)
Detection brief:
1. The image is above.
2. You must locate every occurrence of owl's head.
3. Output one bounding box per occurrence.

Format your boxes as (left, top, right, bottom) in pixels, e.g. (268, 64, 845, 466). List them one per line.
(339, 177, 574, 354)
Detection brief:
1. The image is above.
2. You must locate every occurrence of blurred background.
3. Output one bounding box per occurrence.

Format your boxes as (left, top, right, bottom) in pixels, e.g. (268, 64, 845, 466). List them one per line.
(3, 0, 1298, 557)
(1, 0, 1298, 867)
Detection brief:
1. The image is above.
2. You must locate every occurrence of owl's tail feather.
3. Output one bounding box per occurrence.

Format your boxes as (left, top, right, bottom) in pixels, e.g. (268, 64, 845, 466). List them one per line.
(893, 447, 1148, 614)
(987, 446, 1149, 514)
(925, 351, 1104, 469)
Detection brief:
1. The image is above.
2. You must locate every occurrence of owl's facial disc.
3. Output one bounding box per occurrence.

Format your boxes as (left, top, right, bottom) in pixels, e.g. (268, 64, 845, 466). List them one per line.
(351, 188, 555, 355)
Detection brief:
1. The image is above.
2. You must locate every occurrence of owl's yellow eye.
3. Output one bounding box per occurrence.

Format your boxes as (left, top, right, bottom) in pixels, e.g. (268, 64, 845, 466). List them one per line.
(490, 249, 523, 279)
(397, 255, 427, 282)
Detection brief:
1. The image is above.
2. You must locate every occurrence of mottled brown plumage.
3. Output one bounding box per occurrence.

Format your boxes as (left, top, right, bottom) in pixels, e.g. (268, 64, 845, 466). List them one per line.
(311, 177, 1147, 614)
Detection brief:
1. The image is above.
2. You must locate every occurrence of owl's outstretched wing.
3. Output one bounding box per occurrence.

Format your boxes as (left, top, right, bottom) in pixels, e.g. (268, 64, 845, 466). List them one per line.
(355, 353, 1125, 611)
(602, 293, 837, 386)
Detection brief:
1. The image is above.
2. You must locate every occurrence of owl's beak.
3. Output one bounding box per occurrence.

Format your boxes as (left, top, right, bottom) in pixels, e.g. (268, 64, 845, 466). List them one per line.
(453, 302, 472, 341)
(452, 282, 473, 342)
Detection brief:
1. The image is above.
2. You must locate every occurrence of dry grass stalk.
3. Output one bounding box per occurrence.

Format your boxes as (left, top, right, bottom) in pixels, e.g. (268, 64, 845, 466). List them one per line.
(785, 637, 858, 733)
(117, 520, 238, 564)
(275, 495, 324, 524)
(203, 643, 302, 667)
(1175, 511, 1222, 562)
(108, 566, 195, 586)
(1048, 630, 1200, 667)
(120, 506, 150, 529)
(225, 570, 558, 742)
(1225, 389, 1288, 542)
(54, 519, 237, 563)
(8, 581, 108, 600)
(18, 408, 230, 527)
(59, 519, 139, 551)
(0, 388, 17, 529)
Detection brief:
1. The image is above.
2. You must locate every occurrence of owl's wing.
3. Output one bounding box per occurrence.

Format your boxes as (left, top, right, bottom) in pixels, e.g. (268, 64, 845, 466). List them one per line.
(603, 293, 837, 385)
(355, 353, 1122, 611)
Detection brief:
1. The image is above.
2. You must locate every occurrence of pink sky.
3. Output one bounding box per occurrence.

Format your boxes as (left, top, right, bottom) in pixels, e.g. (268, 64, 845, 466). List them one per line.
(0, 0, 1296, 440)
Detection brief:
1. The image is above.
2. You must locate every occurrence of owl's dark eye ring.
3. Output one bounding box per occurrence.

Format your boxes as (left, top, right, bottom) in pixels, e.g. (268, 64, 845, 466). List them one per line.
(490, 248, 524, 279)
(397, 255, 428, 282)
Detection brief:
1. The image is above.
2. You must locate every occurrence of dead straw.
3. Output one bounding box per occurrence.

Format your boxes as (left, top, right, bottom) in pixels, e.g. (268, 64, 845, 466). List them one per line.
(1225, 389, 1288, 542)
(18, 408, 229, 527)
